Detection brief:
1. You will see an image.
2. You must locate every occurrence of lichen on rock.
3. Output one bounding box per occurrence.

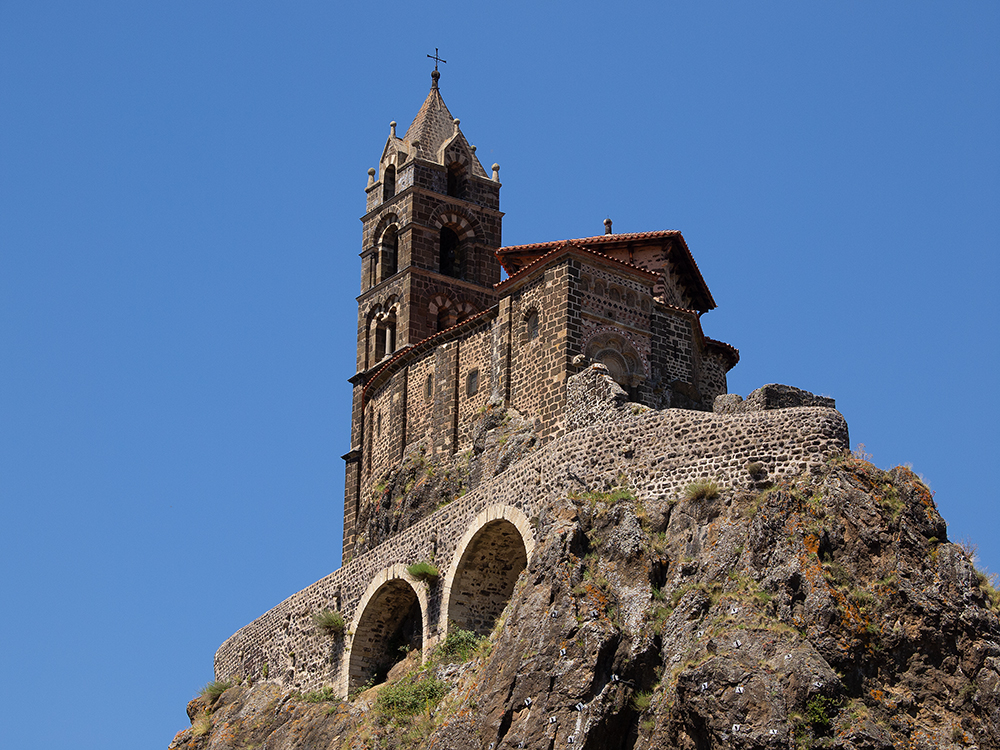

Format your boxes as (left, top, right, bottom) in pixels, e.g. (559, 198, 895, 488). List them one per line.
(176, 456, 1000, 749)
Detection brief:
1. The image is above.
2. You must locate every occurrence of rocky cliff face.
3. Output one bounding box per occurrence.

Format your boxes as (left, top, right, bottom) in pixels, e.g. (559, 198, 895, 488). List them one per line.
(172, 445, 1000, 749)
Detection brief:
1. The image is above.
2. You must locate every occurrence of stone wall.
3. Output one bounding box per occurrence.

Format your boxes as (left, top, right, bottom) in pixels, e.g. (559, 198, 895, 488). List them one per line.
(216, 399, 849, 698)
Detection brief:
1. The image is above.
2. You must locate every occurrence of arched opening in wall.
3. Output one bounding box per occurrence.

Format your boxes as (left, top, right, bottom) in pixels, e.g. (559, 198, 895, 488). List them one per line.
(371, 308, 397, 364)
(446, 162, 465, 199)
(365, 311, 380, 369)
(439, 227, 461, 278)
(380, 227, 398, 279)
(424, 373, 433, 401)
(585, 329, 646, 399)
(382, 165, 396, 202)
(431, 295, 456, 332)
(447, 520, 528, 636)
(524, 309, 539, 342)
(455, 300, 477, 325)
(348, 579, 423, 691)
(373, 321, 386, 363)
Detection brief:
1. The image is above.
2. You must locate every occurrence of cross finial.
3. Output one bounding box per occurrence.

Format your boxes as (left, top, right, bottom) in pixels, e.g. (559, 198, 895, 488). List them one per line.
(427, 48, 446, 88)
(427, 48, 447, 71)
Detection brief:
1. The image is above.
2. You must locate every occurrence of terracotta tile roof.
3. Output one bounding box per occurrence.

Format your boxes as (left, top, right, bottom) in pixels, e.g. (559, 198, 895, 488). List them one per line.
(704, 336, 741, 367)
(495, 241, 660, 293)
(497, 230, 716, 311)
(362, 306, 497, 403)
(497, 230, 684, 255)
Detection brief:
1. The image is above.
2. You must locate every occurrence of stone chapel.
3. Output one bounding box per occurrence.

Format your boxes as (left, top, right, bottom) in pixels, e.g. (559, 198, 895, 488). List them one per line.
(341, 69, 739, 561)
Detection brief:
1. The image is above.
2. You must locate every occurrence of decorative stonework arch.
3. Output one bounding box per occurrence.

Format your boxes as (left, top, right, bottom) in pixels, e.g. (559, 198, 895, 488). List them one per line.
(365, 296, 400, 367)
(454, 299, 478, 324)
(583, 325, 649, 388)
(440, 505, 535, 638)
(428, 292, 456, 332)
(345, 564, 429, 695)
(429, 207, 480, 243)
(367, 211, 400, 248)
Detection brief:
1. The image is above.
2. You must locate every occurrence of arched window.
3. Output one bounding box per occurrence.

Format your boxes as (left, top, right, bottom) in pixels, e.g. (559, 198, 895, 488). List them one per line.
(370, 311, 396, 365)
(439, 227, 461, 278)
(446, 163, 464, 199)
(425, 373, 433, 401)
(525, 309, 539, 341)
(380, 227, 398, 279)
(430, 295, 456, 333)
(382, 165, 396, 202)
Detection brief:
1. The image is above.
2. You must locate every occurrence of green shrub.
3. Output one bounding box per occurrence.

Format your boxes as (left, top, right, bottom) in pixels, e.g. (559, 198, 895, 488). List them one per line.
(435, 627, 486, 663)
(192, 712, 212, 737)
(302, 685, 338, 703)
(806, 694, 836, 729)
(311, 609, 346, 636)
(631, 691, 653, 711)
(199, 680, 232, 702)
(684, 480, 720, 502)
(375, 675, 450, 718)
(745, 461, 766, 479)
(407, 561, 440, 581)
(974, 569, 1000, 612)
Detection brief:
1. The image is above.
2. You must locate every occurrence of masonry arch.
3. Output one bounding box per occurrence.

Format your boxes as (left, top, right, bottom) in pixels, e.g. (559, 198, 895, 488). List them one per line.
(429, 293, 456, 332)
(442, 505, 535, 637)
(454, 299, 478, 324)
(584, 326, 648, 390)
(366, 297, 399, 368)
(382, 164, 396, 202)
(431, 210, 479, 282)
(347, 564, 428, 692)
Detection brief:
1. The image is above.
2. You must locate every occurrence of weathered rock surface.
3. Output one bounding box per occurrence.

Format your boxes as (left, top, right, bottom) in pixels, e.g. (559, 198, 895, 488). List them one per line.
(172, 455, 1000, 749)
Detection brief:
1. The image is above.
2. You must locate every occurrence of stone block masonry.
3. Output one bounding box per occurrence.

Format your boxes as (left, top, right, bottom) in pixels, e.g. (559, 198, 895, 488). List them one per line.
(215, 400, 848, 698)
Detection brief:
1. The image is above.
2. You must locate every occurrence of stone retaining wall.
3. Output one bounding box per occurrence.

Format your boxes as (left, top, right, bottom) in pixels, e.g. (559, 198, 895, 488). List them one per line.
(215, 403, 848, 697)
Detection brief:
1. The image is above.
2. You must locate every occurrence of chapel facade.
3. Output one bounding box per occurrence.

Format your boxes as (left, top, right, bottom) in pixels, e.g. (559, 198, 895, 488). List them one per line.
(342, 71, 739, 561)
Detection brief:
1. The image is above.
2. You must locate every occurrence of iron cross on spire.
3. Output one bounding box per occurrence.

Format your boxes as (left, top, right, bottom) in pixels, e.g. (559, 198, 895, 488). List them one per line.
(426, 48, 447, 71)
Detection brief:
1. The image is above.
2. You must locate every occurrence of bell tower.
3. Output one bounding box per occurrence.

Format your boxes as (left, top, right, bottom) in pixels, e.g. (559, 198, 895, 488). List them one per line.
(342, 68, 503, 560)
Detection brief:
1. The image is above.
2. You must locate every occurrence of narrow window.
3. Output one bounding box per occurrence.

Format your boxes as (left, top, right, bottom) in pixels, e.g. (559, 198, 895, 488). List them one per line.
(381, 227, 398, 278)
(466, 369, 479, 397)
(382, 165, 396, 201)
(525, 309, 539, 341)
(373, 325, 386, 363)
(425, 373, 433, 401)
(447, 163, 464, 199)
(439, 227, 460, 277)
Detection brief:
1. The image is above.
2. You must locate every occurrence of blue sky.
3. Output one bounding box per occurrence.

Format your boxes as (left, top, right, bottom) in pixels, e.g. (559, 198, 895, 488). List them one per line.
(1, 2, 997, 748)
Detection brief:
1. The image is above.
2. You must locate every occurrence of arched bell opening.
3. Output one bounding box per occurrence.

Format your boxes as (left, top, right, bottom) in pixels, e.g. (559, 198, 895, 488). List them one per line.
(446, 162, 465, 199)
(380, 226, 398, 279)
(382, 165, 396, 202)
(447, 519, 528, 636)
(348, 578, 423, 692)
(439, 227, 462, 279)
